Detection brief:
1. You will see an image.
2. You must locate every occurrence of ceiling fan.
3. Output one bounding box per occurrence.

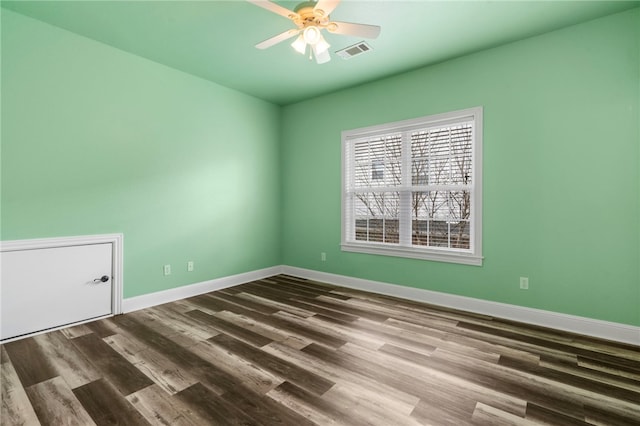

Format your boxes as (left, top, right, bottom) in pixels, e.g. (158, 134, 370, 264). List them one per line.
(248, 0, 381, 64)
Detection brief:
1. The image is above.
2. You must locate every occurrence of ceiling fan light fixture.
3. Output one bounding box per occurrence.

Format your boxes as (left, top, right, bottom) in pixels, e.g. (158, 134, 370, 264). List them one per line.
(291, 34, 307, 54)
(303, 26, 321, 44)
(312, 43, 331, 64)
(314, 36, 330, 55)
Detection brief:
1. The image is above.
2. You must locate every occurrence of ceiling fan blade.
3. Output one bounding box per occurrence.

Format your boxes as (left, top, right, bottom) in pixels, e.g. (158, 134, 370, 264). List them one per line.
(313, 44, 331, 64)
(256, 28, 300, 49)
(328, 21, 381, 39)
(247, 0, 299, 20)
(314, 0, 340, 17)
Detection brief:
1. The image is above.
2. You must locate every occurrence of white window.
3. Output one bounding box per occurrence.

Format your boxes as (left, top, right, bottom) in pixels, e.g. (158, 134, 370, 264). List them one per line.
(341, 107, 483, 266)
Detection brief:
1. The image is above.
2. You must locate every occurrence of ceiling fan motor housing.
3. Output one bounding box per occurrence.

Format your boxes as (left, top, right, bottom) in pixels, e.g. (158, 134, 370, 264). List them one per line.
(292, 4, 331, 29)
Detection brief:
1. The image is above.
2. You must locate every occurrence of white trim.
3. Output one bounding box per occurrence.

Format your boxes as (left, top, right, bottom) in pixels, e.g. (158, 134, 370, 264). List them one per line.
(342, 107, 481, 138)
(0, 314, 112, 344)
(341, 106, 483, 266)
(122, 266, 283, 313)
(281, 266, 640, 346)
(1, 233, 124, 316)
(341, 242, 483, 266)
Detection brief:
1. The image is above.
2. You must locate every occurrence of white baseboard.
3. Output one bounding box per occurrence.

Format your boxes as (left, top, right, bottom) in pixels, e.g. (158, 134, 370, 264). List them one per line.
(122, 266, 283, 313)
(281, 266, 640, 346)
(120, 264, 639, 346)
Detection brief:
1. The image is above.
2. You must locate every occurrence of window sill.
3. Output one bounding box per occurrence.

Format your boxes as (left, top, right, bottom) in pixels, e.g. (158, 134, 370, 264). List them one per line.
(341, 242, 483, 266)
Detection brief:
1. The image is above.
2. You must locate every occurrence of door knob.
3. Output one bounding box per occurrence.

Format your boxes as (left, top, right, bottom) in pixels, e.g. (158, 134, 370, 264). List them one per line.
(93, 275, 110, 283)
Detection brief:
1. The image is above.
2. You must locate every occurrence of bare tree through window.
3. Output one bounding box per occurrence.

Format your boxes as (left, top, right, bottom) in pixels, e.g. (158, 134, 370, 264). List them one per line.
(352, 125, 471, 249)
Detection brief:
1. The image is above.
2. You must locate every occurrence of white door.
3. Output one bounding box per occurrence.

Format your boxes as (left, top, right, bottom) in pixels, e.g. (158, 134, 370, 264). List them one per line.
(1, 243, 113, 340)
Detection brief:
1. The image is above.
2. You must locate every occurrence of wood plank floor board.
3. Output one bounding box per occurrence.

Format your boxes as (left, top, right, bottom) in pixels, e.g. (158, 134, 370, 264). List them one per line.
(577, 356, 640, 381)
(208, 333, 335, 396)
(139, 305, 219, 341)
(458, 321, 640, 367)
(111, 315, 244, 396)
(378, 341, 437, 362)
(446, 324, 581, 365)
(213, 310, 311, 350)
(341, 295, 462, 330)
(72, 379, 151, 426)
(1, 274, 638, 425)
(274, 310, 384, 350)
(292, 301, 360, 323)
(227, 297, 350, 349)
(3, 338, 58, 388)
(351, 317, 503, 362)
(254, 279, 343, 301)
(257, 279, 352, 303)
(525, 403, 592, 426)
(84, 320, 119, 339)
(347, 342, 530, 419)
(205, 293, 280, 315)
(310, 313, 355, 327)
(429, 348, 588, 420)
(298, 294, 391, 323)
(382, 315, 460, 342)
(107, 338, 200, 395)
(262, 343, 419, 406)
(409, 398, 476, 426)
(1, 358, 41, 425)
(70, 333, 154, 396)
(25, 376, 96, 426)
(33, 331, 102, 389)
(270, 281, 351, 302)
(330, 287, 494, 323)
(126, 384, 211, 426)
(59, 324, 93, 339)
(266, 381, 345, 426)
(102, 330, 149, 357)
(239, 285, 360, 323)
(430, 348, 640, 422)
(499, 355, 640, 404)
(1, 345, 10, 364)
(471, 402, 537, 426)
(185, 293, 268, 318)
(320, 383, 425, 426)
(176, 382, 256, 425)
(261, 341, 421, 412)
(126, 309, 195, 339)
(231, 288, 317, 318)
(584, 403, 640, 425)
(539, 355, 640, 393)
(303, 341, 529, 418)
(188, 339, 284, 394)
(185, 309, 273, 347)
(221, 385, 318, 426)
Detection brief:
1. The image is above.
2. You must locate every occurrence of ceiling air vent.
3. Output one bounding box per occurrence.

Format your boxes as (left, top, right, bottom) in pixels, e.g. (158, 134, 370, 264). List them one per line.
(336, 42, 373, 60)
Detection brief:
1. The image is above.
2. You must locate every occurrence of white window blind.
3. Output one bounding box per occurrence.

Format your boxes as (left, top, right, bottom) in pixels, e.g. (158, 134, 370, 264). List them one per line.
(341, 107, 483, 265)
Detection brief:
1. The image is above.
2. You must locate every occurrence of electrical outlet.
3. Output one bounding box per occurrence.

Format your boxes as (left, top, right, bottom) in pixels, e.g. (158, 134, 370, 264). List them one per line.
(321, 252, 326, 261)
(520, 277, 529, 290)
(163, 264, 171, 276)
(187, 261, 194, 272)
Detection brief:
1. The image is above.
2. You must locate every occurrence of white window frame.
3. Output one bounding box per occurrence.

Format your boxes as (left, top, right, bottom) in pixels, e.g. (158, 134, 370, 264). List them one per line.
(341, 107, 483, 266)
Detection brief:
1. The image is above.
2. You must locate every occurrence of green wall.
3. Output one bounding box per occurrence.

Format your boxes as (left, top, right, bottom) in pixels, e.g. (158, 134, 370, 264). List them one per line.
(1, 9, 281, 298)
(281, 9, 640, 326)
(2, 7, 639, 327)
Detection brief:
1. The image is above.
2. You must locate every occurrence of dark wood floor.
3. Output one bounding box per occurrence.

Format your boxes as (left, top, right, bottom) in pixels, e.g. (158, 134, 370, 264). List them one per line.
(2, 274, 639, 425)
